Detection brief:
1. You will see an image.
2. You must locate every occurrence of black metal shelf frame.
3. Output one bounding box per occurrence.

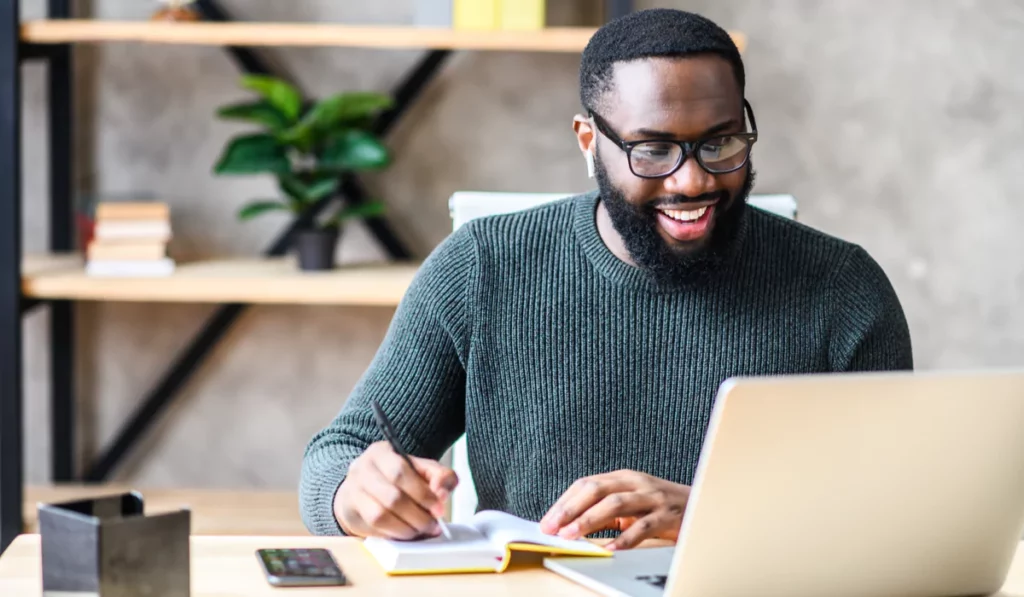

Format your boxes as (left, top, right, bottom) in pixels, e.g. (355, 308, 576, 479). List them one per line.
(1, 0, 451, 553)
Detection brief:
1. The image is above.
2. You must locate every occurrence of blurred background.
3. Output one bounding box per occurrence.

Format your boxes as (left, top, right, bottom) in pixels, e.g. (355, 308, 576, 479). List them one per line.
(16, 0, 1024, 493)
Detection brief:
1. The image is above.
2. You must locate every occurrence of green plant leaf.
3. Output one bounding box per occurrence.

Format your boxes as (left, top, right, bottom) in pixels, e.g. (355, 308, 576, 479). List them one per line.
(307, 177, 340, 201)
(214, 134, 290, 175)
(276, 118, 317, 153)
(335, 200, 386, 222)
(238, 200, 288, 221)
(278, 173, 310, 203)
(240, 75, 303, 123)
(320, 130, 390, 171)
(214, 134, 291, 175)
(308, 92, 394, 130)
(276, 93, 392, 151)
(217, 101, 291, 132)
(276, 173, 338, 205)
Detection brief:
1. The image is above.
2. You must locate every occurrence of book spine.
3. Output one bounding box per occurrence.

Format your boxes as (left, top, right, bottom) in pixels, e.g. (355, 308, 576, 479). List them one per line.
(414, 0, 452, 27)
(604, 0, 633, 21)
(85, 258, 176, 278)
(500, 0, 544, 30)
(93, 220, 173, 242)
(453, 0, 498, 30)
(87, 241, 167, 261)
(95, 202, 170, 221)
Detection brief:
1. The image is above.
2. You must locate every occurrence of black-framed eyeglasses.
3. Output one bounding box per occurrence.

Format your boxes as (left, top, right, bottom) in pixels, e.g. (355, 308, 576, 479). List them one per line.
(589, 99, 758, 178)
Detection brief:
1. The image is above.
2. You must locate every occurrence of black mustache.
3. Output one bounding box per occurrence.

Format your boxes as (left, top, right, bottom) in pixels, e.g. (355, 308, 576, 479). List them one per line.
(649, 192, 727, 209)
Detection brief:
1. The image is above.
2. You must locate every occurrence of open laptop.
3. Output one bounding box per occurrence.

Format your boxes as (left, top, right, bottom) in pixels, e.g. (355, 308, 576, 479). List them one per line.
(544, 369, 1024, 597)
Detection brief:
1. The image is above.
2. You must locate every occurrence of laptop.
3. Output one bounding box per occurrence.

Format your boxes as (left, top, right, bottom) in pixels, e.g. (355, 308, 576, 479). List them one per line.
(544, 369, 1024, 597)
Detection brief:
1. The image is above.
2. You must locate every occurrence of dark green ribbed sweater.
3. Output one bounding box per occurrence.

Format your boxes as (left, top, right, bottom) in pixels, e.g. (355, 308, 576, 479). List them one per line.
(299, 191, 913, 536)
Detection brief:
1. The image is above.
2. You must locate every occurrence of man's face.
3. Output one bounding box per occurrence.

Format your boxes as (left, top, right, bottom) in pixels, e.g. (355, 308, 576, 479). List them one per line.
(576, 55, 755, 281)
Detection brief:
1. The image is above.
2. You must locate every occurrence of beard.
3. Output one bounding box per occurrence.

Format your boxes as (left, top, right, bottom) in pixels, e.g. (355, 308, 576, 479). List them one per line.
(594, 152, 756, 287)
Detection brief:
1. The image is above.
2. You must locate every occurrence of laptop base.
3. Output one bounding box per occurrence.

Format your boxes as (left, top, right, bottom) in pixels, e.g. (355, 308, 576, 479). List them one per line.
(544, 546, 675, 597)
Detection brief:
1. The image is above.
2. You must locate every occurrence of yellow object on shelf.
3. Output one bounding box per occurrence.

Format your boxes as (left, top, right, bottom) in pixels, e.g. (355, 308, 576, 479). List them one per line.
(500, 0, 545, 31)
(454, 0, 498, 30)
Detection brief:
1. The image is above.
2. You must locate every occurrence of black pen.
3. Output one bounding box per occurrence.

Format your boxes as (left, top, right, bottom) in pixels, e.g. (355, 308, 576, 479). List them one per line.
(370, 398, 453, 540)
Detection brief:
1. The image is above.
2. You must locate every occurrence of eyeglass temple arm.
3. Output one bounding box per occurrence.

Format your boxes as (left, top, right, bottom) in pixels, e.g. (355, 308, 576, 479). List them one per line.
(743, 98, 758, 134)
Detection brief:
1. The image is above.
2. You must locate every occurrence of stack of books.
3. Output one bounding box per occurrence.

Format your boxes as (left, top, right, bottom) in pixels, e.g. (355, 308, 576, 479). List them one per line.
(85, 201, 175, 277)
(415, 0, 546, 30)
(414, 1, 632, 29)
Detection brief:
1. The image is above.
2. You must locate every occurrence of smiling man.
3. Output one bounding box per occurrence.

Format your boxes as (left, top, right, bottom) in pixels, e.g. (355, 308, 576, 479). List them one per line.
(299, 9, 913, 551)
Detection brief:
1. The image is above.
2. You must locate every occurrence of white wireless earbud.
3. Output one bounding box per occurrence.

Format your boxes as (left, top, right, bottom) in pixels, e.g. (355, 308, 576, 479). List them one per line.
(585, 150, 595, 178)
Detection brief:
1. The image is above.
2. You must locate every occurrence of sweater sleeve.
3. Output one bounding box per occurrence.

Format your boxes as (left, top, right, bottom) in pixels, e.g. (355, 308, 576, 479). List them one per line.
(828, 244, 914, 372)
(298, 224, 478, 536)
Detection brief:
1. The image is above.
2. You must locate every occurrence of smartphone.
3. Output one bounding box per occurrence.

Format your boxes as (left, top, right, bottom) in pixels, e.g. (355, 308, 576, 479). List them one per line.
(256, 548, 348, 587)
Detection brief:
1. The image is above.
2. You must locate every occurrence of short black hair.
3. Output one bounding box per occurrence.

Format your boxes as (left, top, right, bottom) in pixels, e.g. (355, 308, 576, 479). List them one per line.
(579, 8, 745, 113)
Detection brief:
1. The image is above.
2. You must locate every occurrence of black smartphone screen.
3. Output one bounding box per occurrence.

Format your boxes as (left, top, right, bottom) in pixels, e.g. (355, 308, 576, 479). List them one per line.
(256, 548, 348, 587)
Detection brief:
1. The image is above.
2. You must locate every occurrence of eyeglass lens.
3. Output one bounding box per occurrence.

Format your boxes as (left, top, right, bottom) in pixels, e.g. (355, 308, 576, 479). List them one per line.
(630, 136, 751, 177)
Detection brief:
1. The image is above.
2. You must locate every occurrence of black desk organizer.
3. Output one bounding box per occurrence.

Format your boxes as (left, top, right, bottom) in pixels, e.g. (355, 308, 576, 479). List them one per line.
(37, 491, 191, 597)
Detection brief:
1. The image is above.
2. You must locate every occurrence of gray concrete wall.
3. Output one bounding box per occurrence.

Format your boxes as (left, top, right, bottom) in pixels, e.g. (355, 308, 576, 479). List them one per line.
(18, 0, 1024, 488)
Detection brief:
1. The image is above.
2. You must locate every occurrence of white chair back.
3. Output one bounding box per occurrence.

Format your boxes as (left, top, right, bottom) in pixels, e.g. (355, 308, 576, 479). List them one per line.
(444, 190, 799, 523)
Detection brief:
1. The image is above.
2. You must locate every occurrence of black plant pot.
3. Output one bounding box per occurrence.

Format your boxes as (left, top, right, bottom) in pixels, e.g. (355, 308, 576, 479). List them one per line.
(294, 227, 339, 271)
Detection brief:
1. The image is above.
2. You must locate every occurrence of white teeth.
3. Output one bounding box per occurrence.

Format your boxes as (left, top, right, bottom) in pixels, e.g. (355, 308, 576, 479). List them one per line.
(662, 207, 708, 222)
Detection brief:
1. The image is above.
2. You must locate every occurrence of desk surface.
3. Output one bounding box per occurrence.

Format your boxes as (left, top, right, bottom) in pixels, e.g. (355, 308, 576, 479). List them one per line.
(3, 534, 1024, 596)
(0, 534, 605, 596)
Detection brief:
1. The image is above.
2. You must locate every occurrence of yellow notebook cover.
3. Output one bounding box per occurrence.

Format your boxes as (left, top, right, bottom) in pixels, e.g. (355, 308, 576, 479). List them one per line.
(362, 510, 611, 575)
(500, 0, 545, 30)
(453, 0, 498, 30)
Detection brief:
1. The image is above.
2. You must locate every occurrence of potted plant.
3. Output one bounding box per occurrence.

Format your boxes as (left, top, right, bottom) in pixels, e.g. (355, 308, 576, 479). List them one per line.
(151, 0, 201, 21)
(212, 74, 392, 270)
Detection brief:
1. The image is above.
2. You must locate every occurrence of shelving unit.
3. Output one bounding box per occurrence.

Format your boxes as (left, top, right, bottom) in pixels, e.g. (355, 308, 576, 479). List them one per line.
(1, 1, 747, 554)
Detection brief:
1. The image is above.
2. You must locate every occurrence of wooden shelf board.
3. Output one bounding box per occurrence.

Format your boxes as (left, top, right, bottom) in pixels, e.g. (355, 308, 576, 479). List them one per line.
(21, 20, 599, 52)
(21, 253, 418, 306)
(20, 20, 747, 53)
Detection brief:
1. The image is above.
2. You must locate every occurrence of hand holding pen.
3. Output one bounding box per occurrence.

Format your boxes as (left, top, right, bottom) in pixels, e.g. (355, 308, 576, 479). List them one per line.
(332, 398, 459, 541)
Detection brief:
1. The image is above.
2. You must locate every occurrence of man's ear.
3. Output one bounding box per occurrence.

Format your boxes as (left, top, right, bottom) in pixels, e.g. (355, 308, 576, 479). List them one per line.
(573, 115, 597, 178)
(573, 114, 596, 154)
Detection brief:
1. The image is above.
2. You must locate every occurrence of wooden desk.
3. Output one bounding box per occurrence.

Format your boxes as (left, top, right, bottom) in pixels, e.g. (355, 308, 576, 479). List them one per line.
(0, 534, 604, 596)
(3, 534, 1024, 596)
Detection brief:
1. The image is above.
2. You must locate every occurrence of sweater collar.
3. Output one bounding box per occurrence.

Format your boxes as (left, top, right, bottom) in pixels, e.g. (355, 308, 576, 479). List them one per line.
(571, 190, 750, 293)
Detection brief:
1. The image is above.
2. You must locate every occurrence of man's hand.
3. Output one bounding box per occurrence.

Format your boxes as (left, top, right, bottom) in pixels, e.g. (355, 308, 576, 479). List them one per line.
(538, 470, 691, 551)
(334, 441, 458, 540)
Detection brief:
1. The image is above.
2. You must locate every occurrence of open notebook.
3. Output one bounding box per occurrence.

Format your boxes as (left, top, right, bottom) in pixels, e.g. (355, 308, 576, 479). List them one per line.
(362, 510, 612, 575)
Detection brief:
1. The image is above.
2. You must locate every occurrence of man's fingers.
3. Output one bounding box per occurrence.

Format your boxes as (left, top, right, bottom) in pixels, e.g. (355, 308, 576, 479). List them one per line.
(363, 462, 440, 537)
(335, 443, 457, 539)
(352, 487, 423, 540)
(376, 452, 447, 518)
(411, 456, 459, 511)
(608, 512, 673, 551)
(558, 492, 655, 540)
(540, 477, 605, 533)
(541, 474, 634, 534)
(540, 481, 582, 533)
(335, 486, 369, 537)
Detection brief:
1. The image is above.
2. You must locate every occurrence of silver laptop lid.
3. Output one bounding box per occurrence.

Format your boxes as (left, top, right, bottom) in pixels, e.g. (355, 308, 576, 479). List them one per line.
(666, 369, 1024, 597)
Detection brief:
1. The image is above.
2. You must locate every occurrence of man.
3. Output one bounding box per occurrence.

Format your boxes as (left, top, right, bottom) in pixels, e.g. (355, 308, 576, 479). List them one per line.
(299, 8, 913, 551)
